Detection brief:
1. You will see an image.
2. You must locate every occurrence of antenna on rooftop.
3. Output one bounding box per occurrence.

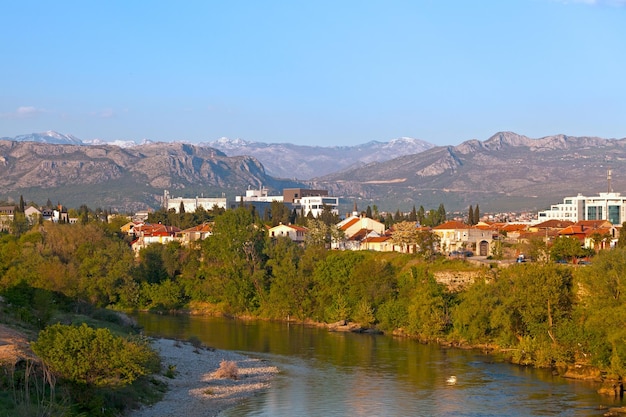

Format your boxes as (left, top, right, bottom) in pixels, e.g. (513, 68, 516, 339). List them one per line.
(608, 168, 613, 193)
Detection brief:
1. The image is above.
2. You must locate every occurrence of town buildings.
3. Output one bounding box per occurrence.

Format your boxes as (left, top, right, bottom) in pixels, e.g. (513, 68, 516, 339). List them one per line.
(232, 187, 339, 218)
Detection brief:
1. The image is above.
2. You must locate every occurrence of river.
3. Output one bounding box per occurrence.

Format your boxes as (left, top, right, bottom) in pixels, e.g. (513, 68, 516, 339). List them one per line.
(134, 313, 622, 416)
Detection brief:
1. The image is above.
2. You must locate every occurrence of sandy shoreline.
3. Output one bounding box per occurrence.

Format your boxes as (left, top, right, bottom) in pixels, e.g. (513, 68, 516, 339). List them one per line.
(130, 338, 279, 417)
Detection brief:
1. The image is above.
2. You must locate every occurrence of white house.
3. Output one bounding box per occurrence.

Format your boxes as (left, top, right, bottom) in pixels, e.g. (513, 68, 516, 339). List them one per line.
(268, 223, 308, 243)
(333, 215, 386, 250)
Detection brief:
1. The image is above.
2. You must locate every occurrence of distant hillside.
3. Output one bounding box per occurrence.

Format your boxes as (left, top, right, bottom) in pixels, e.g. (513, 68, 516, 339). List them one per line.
(310, 132, 626, 213)
(4, 131, 626, 214)
(2, 131, 436, 180)
(204, 137, 435, 179)
(0, 140, 302, 212)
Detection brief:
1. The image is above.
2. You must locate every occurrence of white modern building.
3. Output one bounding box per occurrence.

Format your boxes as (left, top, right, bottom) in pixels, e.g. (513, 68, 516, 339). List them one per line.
(235, 186, 283, 203)
(233, 186, 339, 219)
(163, 190, 228, 213)
(537, 192, 626, 225)
(296, 195, 339, 218)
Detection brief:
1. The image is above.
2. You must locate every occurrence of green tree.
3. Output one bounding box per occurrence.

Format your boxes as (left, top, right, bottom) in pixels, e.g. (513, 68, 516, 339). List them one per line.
(79, 204, 90, 224)
(32, 323, 158, 388)
(550, 236, 583, 261)
(527, 236, 548, 263)
(574, 249, 626, 372)
(10, 212, 30, 237)
(305, 218, 342, 249)
(474, 204, 480, 224)
(415, 229, 441, 259)
(490, 264, 574, 362)
(201, 207, 268, 312)
(263, 237, 306, 319)
(452, 278, 497, 343)
(617, 222, 626, 248)
(134, 244, 169, 285)
(268, 201, 292, 226)
(409, 205, 417, 222)
(406, 267, 451, 338)
(384, 212, 394, 229)
(311, 251, 364, 322)
(372, 205, 379, 219)
(468, 205, 474, 225)
(436, 203, 447, 226)
(319, 204, 339, 225)
(417, 205, 425, 225)
(18, 194, 25, 213)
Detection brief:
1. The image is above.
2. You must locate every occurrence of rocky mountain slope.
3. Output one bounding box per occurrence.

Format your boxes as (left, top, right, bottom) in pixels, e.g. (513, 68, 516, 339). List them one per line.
(311, 132, 626, 213)
(203, 137, 435, 179)
(3, 131, 436, 180)
(3, 131, 626, 214)
(0, 140, 301, 212)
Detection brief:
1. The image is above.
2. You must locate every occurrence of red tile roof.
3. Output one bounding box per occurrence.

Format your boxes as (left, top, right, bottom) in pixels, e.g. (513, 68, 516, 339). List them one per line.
(339, 218, 360, 231)
(533, 220, 574, 229)
(433, 220, 470, 230)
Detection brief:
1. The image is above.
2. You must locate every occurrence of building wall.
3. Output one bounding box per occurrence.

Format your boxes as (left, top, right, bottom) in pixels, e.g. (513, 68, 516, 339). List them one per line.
(296, 196, 339, 218)
(283, 188, 328, 203)
(165, 194, 228, 213)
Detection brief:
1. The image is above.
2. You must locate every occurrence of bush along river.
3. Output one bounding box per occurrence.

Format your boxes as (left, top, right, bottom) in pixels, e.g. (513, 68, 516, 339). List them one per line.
(134, 313, 623, 416)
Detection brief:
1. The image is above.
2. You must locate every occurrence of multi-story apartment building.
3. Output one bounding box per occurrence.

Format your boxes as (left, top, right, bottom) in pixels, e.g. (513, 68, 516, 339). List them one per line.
(233, 186, 339, 218)
(537, 192, 626, 225)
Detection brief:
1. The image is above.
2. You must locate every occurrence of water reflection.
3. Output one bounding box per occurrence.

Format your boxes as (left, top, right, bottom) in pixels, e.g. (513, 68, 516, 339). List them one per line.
(134, 313, 617, 416)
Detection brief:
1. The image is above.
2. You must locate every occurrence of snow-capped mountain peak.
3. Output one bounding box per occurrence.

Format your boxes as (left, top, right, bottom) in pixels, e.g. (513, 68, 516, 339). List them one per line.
(5, 131, 84, 145)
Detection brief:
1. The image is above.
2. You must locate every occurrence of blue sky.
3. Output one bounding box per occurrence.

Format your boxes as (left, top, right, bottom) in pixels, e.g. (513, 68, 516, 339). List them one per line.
(1, 0, 625, 146)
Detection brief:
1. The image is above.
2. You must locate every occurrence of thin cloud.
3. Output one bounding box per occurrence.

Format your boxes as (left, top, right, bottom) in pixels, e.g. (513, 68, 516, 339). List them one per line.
(90, 108, 115, 119)
(99, 108, 115, 119)
(0, 106, 45, 119)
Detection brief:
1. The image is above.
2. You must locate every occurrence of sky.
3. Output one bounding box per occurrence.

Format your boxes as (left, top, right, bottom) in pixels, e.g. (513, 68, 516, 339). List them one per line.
(1, 0, 625, 147)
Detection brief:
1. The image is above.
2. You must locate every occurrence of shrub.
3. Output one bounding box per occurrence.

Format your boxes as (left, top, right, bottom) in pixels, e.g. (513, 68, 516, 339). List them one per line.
(165, 364, 177, 379)
(32, 323, 158, 388)
(187, 335, 204, 353)
(214, 360, 238, 380)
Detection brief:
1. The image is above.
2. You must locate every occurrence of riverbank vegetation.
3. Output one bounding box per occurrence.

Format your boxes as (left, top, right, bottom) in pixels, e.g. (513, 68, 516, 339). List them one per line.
(2, 206, 626, 413)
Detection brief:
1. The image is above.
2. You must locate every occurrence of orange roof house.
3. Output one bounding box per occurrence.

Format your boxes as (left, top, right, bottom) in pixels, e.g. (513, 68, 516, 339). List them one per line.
(432, 221, 496, 257)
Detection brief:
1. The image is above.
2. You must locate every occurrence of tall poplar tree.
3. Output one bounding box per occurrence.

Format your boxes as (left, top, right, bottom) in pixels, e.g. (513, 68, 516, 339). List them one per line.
(409, 205, 417, 222)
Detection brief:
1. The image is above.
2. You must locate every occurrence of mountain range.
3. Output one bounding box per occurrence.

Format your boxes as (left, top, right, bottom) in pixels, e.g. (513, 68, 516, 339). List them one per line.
(1, 131, 435, 180)
(310, 131, 626, 213)
(203, 136, 434, 179)
(2, 131, 626, 214)
(0, 139, 300, 212)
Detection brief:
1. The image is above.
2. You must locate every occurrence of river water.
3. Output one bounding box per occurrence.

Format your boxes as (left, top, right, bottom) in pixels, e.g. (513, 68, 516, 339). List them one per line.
(134, 313, 622, 416)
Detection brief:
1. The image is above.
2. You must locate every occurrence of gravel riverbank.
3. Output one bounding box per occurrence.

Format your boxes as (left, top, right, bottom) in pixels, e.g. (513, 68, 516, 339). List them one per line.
(130, 338, 279, 417)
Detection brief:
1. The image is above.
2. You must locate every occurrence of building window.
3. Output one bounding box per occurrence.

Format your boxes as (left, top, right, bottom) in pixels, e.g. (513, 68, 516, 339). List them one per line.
(587, 206, 597, 220)
(609, 205, 620, 224)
